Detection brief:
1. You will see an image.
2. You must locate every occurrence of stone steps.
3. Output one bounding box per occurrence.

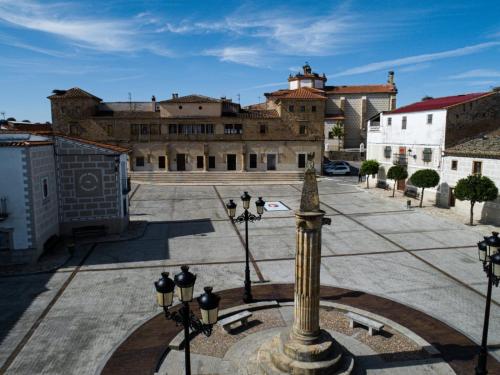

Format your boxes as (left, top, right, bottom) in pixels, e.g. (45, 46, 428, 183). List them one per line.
(129, 171, 305, 184)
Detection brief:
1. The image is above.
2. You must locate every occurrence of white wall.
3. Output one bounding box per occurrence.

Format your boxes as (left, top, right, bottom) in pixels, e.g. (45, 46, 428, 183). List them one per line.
(0, 148, 30, 250)
(440, 156, 500, 224)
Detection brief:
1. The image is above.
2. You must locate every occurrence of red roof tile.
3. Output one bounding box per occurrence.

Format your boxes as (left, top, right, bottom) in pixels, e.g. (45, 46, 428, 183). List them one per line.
(48, 87, 102, 101)
(237, 109, 279, 119)
(161, 94, 220, 103)
(267, 87, 326, 100)
(325, 84, 396, 94)
(58, 135, 130, 153)
(390, 92, 492, 114)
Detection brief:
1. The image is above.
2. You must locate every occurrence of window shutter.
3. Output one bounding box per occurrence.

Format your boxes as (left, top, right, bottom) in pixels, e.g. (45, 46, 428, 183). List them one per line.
(384, 146, 392, 159)
(423, 148, 432, 162)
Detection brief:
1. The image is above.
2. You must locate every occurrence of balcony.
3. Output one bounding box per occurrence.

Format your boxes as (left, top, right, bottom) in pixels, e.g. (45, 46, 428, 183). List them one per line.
(0, 197, 8, 222)
(393, 154, 408, 166)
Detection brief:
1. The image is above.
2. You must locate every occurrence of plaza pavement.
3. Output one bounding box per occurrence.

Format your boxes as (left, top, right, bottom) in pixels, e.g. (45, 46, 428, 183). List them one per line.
(0, 176, 499, 375)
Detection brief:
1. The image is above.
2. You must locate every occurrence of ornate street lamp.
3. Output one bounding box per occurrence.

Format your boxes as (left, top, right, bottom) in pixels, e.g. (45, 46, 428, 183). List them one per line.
(154, 266, 220, 375)
(475, 231, 500, 375)
(226, 192, 265, 302)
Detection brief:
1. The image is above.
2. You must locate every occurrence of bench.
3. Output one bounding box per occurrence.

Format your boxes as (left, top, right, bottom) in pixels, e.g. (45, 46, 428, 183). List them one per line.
(72, 225, 107, 238)
(218, 310, 252, 333)
(404, 188, 420, 199)
(346, 312, 384, 336)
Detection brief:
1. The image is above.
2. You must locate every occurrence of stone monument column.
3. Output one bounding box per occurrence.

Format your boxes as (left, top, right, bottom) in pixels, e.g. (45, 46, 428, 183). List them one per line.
(256, 153, 353, 374)
(241, 143, 247, 172)
(165, 145, 171, 172)
(203, 143, 209, 172)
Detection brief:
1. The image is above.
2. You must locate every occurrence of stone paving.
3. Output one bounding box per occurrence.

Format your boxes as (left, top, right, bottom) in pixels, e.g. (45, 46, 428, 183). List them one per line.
(0, 176, 499, 375)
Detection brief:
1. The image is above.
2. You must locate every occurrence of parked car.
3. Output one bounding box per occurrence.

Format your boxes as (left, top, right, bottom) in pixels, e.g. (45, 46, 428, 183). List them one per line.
(324, 165, 351, 175)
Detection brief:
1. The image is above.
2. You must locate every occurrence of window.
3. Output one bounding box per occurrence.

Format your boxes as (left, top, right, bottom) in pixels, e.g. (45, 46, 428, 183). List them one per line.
(387, 117, 392, 126)
(136, 156, 145, 167)
(150, 124, 160, 136)
(199, 106, 203, 110)
(260, 124, 267, 134)
(224, 124, 243, 134)
(205, 124, 214, 134)
(422, 148, 432, 162)
(472, 161, 482, 175)
(208, 156, 215, 169)
(451, 160, 458, 170)
(402, 116, 407, 129)
(169, 124, 177, 134)
(299, 125, 306, 135)
(177, 124, 184, 134)
(249, 154, 257, 168)
(42, 177, 49, 199)
(298, 154, 306, 168)
(427, 114, 433, 124)
(196, 156, 204, 169)
(140, 124, 149, 135)
(300, 105, 306, 112)
(384, 146, 392, 159)
(312, 105, 317, 112)
(178, 105, 183, 109)
(288, 105, 294, 112)
(328, 131, 334, 139)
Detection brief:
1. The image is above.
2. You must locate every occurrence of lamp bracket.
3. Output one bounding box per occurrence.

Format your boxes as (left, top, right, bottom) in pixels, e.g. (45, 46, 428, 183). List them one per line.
(163, 306, 214, 337)
(234, 211, 261, 224)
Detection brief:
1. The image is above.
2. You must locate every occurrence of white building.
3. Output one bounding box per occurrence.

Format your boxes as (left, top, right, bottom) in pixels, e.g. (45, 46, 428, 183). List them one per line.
(0, 131, 130, 264)
(367, 91, 500, 196)
(439, 133, 500, 225)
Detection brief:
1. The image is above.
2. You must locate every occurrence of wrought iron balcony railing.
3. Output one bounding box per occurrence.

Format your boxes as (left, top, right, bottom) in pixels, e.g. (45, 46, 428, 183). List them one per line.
(393, 154, 408, 166)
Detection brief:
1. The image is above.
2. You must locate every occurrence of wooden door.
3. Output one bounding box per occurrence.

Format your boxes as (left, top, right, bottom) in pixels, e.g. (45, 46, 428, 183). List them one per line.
(267, 154, 277, 170)
(227, 154, 236, 170)
(176, 154, 186, 171)
(158, 156, 166, 169)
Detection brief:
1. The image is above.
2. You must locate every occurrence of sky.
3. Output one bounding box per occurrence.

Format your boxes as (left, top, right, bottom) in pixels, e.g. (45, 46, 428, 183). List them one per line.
(0, 0, 499, 122)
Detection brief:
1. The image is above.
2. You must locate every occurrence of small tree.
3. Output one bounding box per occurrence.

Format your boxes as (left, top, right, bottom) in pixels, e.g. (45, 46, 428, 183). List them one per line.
(331, 124, 344, 151)
(454, 175, 498, 226)
(410, 169, 440, 207)
(360, 160, 380, 189)
(387, 165, 408, 197)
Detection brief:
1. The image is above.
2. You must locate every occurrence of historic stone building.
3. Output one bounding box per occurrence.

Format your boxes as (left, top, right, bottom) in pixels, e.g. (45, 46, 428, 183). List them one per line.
(48, 64, 396, 172)
(264, 64, 397, 152)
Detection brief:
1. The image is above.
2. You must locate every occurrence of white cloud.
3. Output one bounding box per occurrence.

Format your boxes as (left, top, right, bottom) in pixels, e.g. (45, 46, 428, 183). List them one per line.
(332, 42, 500, 77)
(449, 69, 500, 79)
(0, 0, 172, 56)
(398, 63, 431, 73)
(203, 47, 264, 67)
(160, 4, 383, 57)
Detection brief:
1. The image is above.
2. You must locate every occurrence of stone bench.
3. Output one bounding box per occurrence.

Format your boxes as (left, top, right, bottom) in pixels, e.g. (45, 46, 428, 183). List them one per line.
(346, 312, 384, 336)
(218, 310, 252, 333)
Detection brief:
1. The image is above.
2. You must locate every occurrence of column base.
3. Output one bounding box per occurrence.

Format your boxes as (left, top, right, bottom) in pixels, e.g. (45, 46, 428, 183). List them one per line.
(257, 329, 354, 374)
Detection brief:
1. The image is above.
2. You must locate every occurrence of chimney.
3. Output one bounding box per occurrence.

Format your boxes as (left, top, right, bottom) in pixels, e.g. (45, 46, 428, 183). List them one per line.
(151, 95, 156, 112)
(387, 71, 395, 84)
(172, 93, 178, 99)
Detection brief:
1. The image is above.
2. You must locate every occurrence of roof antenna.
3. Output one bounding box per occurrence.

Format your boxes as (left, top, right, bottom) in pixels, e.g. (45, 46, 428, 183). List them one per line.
(237, 93, 240, 104)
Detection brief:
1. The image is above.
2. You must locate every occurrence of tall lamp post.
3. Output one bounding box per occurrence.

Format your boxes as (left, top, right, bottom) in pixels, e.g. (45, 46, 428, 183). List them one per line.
(476, 231, 500, 375)
(154, 266, 220, 375)
(226, 192, 265, 303)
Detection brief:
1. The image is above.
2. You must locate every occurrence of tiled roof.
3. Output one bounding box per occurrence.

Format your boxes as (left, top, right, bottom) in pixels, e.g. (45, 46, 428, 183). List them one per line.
(236, 109, 279, 119)
(267, 87, 326, 100)
(325, 84, 396, 94)
(161, 95, 221, 103)
(48, 87, 102, 101)
(58, 135, 130, 153)
(390, 92, 492, 114)
(445, 133, 500, 158)
(6, 123, 53, 133)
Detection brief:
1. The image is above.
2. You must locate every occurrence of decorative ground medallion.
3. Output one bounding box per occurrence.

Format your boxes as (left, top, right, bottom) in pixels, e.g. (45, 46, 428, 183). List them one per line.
(75, 169, 103, 197)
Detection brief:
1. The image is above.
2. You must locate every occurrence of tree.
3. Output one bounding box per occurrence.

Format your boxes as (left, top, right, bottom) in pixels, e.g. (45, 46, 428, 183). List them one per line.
(454, 175, 498, 226)
(387, 165, 408, 197)
(360, 160, 380, 189)
(331, 124, 344, 151)
(409, 169, 440, 207)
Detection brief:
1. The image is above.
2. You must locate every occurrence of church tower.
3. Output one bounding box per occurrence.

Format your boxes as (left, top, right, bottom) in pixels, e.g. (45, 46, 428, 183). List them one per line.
(288, 62, 327, 90)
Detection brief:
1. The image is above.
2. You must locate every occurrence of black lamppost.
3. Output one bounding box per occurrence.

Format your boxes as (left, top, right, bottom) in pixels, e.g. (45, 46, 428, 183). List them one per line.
(475, 231, 500, 375)
(226, 192, 265, 303)
(154, 266, 220, 375)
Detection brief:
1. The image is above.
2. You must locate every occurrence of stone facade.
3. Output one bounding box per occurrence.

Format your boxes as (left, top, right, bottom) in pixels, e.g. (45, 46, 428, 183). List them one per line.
(55, 137, 129, 235)
(0, 132, 129, 264)
(48, 65, 396, 170)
